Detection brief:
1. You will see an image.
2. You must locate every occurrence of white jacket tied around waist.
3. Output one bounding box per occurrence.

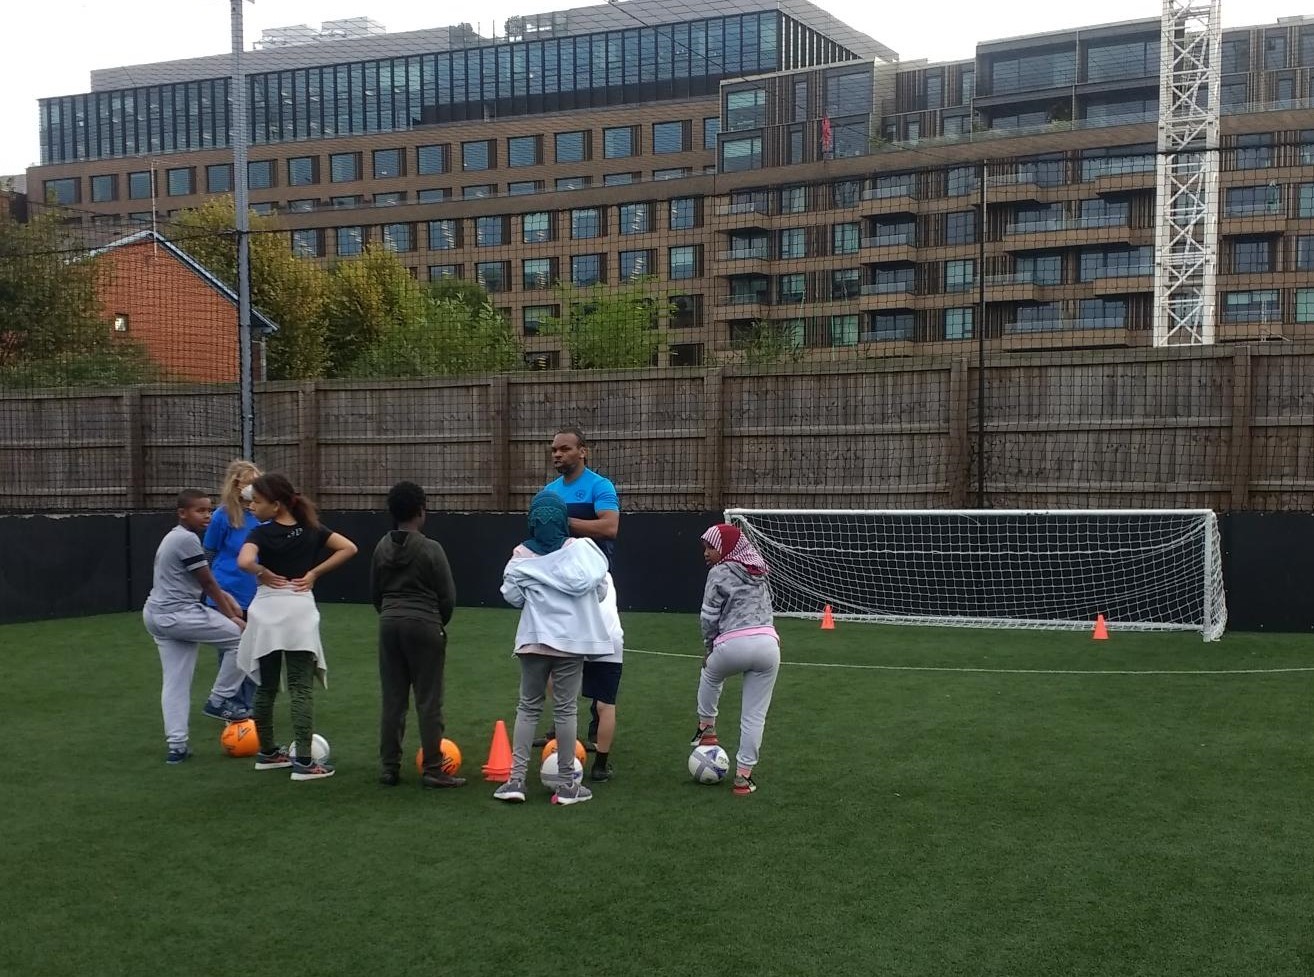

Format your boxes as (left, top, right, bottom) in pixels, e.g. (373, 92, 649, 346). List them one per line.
(501, 537, 613, 658)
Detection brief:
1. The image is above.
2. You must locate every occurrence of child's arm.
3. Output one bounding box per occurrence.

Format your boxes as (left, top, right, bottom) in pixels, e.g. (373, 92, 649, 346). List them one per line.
(293, 532, 358, 592)
(202, 511, 225, 562)
(193, 565, 244, 626)
(370, 545, 384, 613)
(500, 554, 528, 608)
(427, 545, 457, 625)
(699, 571, 728, 652)
(237, 540, 289, 588)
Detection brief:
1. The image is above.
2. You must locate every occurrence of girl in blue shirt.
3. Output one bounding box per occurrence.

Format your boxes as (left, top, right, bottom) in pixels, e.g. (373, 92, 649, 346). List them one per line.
(204, 459, 262, 710)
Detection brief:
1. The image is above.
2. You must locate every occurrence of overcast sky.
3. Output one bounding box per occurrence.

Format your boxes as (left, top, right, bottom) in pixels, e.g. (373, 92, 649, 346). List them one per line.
(1, 0, 1301, 175)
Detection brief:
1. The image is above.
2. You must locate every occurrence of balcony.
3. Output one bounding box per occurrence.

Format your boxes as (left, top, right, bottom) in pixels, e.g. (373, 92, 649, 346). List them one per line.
(716, 245, 770, 264)
(861, 280, 913, 296)
(716, 198, 772, 220)
(1002, 217, 1139, 249)
(1003, 317, 1126, 335)
(715, 292, 773, 319)
(861, 231, 916, 262)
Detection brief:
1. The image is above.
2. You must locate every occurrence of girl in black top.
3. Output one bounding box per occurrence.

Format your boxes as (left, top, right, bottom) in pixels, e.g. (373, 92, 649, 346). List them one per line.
(236, 473, 356, 781)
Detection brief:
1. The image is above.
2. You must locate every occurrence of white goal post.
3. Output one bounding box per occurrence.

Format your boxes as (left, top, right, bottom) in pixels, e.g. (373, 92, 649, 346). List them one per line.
(724, 509, 1227, 642)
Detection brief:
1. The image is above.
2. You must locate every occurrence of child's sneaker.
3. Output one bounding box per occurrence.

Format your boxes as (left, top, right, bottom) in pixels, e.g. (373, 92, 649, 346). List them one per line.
(531, 730, 556, 749)
(732, 774, 757, 795)
(552, 782, 593, 806)
(165, 746, 192, 764)
(690, 724, 718, 748)
(590, 762, 614, 782)
(254, 748, 292, 770)
(493, 779, 527, 803)
(290, 759, 335, 781)
(203, 698, 252, 723)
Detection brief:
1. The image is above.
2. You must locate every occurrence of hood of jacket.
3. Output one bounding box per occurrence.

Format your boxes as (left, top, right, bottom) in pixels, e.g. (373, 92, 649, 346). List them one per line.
(508, 537, 607, 596)
(378, 529, 423, 569)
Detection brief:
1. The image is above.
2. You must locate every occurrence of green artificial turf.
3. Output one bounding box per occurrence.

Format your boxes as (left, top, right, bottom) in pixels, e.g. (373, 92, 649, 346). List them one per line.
(1, 608, 1310, 976)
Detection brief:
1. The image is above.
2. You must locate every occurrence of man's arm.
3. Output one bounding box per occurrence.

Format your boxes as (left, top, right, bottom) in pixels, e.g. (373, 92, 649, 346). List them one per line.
(568, 508, 619, 541)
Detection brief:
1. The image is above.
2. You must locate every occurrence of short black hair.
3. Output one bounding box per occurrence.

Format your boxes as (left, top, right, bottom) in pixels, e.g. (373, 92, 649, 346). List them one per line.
(554, 426, 587, 447)
(387, 480, 427, 523)
(176, 489, 208, 509)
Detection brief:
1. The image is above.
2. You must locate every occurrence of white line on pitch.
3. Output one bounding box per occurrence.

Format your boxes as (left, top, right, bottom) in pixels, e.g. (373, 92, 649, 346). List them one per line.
(624, 647, 1314, 676)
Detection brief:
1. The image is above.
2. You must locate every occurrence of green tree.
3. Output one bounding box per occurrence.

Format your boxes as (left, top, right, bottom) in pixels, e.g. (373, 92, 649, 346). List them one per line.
(171, 197, 329, 380)
(738, 319, 804, 368)
(0, 210, 158, 387)
(427, 276, 493, 314)
(323, 246, 430, 377)
(541, 283, 671, 369)
(349, 296, 523, 378)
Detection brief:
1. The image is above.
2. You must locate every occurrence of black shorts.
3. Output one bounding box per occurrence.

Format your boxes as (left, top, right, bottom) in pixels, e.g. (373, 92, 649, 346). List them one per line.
(581, 661, 623, 704)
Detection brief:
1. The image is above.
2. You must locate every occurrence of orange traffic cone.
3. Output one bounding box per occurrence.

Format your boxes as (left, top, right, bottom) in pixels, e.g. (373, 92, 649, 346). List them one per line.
(1092, 613, 1109, 641)
(481, 719, 512, 782)
(820, 604, 835, 630)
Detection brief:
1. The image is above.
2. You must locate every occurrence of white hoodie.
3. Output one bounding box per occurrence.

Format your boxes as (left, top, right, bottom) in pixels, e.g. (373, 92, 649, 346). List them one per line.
(501, 537, 613, 658)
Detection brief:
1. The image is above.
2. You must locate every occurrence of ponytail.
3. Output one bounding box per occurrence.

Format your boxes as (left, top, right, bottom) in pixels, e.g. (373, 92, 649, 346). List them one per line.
(250, 473, 319, 529)
(290, 491, 320, 530)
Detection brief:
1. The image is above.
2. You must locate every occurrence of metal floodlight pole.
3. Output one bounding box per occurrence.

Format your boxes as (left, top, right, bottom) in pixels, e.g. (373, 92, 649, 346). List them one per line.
(232, 0, 254, 460)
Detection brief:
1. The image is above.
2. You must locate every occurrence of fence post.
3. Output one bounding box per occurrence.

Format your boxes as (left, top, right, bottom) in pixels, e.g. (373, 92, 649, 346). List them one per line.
(1229, 346, 1252, 511)
(490, 375, 511, 511)
(704, 368, 725, 513)
(297, 381, 320, 502)
(124, 388, 144, 510)
(948, 357, 971, 508)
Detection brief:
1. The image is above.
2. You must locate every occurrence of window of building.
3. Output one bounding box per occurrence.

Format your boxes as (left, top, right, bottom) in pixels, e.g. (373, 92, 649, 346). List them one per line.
(523, 212, 552, 244)
(374, 192, 404, 207)
(1222, 37, 1250, 74)
(945, 259, 976, 291)
(1296, 289, 1314, 323)
(329, 153, 359, 183)
(670, 295, 700, 329)
(867, 312, 915, 342)
(831, 268, 861, 300)
(778, 273, 806, 303)
(291, 228, 322, 258)
(619, 203, 652, 235)
(373, 148, 403, 179)
(523, 258, 554, 290)
(825, 71, 872, 117)
(780, 186, 807, 214)
(946, 211, 977, 245)
(653, 168, 690, 181)
(703, 116, 720, 149)
(90, 175, 116, 203)
(1232, 236, 1274, 273)
(463, 140, 493, 171)
(43, 177, 79, 205)
(603, 126, 636, 159)
(669, 245, 699, 280)
(248, 160, 274, 189)
(251, 203, 275, 216)
(206, 164, 231, 193)
(832, 180, 861, 208)
(670, 197, 698, 230)
(1079, 245, 1152, 280)
(1017, 253, 1064, 285)
(416, 144, 448, 175)
(1077, 298, 1128, 328)
(508, 181, 542, 196)
(1086, 38, 1158, 82)
(476, 216, 507, 247)
(725, 88, 766, 130)
(1079, 197, 1130, 226)
(571, 208, 602, 240)
(945, 307, 974, 340)
(1234, 133, 1274, 169)
(475, 261, 508, 293)
(428, 264, 460, 281)
(1225, 185, 1282, 216)
(287, 199, 316, 213)
(604, 173, 637, 186)
(428, 219, 459, 250)
(1296, 235, 1314, 271)
(1265, 32, 1287, 70)
(990, 48, 1076, 95)
(832, 223, 860, 256)
(336, 226, 364, 257)
(128, 171, 153, 200)
(417, 188, 450, 203)
(721, 136, 762, 172)
(1299, 183, 1314, 217)
(925, 74, 944, 110)
(287, 156, 317, 186)
(112, 313, 130, 333)
(947, 166, 977, 197)
(523, 305, 557, 337)
(571, 254, 603, 287)
(555, 131, 588, 164)
(462, 184, 495, 199)
(331, 195, 362, 209)
(507, 135, 541, 167)
(653, 121, 689, 154)
(779, 227, 806, 259)
(620, 250, 652, 282)
(166, 167, 194, 196)
(826, 315, 860, 347)
(556, 177, 589, 191)
(1222, 289, 1280, 322)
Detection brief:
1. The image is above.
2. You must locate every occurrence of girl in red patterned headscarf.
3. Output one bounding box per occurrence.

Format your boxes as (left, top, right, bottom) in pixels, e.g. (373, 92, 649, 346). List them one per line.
(689, 523, 780, 795)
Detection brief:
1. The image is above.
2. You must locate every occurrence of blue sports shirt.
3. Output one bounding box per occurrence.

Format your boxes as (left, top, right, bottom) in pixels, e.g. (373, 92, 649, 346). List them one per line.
(542, 467, 619, 567)
(202, 505, 261, 609)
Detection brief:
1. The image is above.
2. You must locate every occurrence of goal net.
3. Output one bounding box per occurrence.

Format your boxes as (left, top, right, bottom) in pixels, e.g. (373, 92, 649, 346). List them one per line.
(725, 509, 1227, 641)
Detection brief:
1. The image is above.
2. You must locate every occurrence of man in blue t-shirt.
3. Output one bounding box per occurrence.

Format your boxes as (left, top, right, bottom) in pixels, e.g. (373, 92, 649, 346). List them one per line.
(536, 426, 624, 782)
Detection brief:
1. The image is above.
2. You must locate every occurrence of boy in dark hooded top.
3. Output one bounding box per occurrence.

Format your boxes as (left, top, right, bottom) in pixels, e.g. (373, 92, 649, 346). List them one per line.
(372, 480, 463, 789)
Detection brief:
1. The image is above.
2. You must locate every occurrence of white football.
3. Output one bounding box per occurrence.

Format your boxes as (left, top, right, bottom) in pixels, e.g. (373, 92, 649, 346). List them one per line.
(288, 733, 331, 763)
(539, 751, 584, 789)
(688, 745, 730, 784)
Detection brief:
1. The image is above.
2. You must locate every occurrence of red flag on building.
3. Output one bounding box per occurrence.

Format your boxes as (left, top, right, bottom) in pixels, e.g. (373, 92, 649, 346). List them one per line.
(820, 116, 834, 156)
